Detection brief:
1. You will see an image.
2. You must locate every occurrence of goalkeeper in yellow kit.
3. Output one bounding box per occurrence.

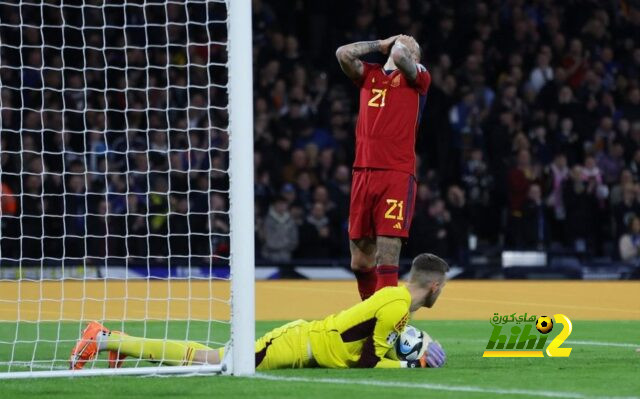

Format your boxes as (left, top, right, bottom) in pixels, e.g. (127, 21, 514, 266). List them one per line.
(70, 253, 448, 370)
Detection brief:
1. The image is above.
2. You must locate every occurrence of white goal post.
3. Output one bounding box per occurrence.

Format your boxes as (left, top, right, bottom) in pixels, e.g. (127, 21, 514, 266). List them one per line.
(227, 0, 256, 377)
(0, 0, 254, 378)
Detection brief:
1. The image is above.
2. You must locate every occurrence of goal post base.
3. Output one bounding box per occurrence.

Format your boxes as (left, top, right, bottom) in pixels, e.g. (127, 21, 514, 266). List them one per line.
(0, 365, 224, 380)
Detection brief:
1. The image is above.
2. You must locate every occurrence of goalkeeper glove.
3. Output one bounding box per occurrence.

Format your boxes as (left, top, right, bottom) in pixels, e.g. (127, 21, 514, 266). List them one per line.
(406, 341, 446, 368)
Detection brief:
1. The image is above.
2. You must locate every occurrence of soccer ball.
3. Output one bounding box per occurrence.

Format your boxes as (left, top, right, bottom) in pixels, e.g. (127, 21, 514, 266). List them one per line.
(395, 325, 430, 361)
(536, 316, 553, 334)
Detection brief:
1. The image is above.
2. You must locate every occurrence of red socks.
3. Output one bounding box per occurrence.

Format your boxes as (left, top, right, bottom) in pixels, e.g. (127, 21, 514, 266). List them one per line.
(355, 265, 399, 300)
(354, 268, 377, 300)
(375, 265, 399, 291)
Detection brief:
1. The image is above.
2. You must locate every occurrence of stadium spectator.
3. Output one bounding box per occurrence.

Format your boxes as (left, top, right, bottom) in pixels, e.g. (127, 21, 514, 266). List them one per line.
(462, 148, 495, 242)
(613, 183, 640, 239)
(619, 216, 640, 264)
(446, 185, 469, 266)
(296, 202, 332, 258)
(0, 183, 17, 216)
(522, 184, 549, 250)
(564, 165, 599, 252)
(610, 169, 634, 207)
(545, 153, 570, 243)
(528, 47, 554, 94)
(126, 194, 149, 260)
(629, 149, 640, 182)
(555, 118, 582, 166)
(507, 149, 538, 246)
(598, 142, 624, 186)
(449, 87, 478, 135)
(261, 196, 298, 265)
(209, 193, 230, 259)
(420, 199, 451, 258)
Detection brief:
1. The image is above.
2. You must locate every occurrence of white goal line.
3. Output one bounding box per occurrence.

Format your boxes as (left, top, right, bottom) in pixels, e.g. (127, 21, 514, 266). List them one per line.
(0, 365, 224, 380)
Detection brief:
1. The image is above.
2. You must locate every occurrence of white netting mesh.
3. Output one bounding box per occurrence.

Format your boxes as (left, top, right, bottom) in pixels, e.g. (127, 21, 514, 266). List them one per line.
(0, 0, 231, 374)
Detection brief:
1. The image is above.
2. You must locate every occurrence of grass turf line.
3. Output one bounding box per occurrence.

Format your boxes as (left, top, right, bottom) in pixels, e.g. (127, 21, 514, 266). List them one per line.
(0, 320, 638, 399)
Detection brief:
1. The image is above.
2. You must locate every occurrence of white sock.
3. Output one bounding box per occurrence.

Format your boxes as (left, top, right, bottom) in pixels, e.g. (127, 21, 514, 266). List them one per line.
(96, 331, 109, 351)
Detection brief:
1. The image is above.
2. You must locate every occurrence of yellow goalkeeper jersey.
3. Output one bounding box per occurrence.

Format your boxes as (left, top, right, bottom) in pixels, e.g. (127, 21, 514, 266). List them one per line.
(308, 285, 411, 368)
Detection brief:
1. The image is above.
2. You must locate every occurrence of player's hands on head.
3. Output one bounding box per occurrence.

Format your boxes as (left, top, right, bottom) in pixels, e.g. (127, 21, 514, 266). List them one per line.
(406, 341, 446, 369)
(379, 35, 400, 54)
(394, 35, 417, 52)
(396, 35, 412, 45)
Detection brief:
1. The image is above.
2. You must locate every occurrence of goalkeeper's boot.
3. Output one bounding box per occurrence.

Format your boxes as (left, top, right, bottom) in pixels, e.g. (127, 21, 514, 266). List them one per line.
(69, 321, 109, 370)
(107, 331, 128, 368)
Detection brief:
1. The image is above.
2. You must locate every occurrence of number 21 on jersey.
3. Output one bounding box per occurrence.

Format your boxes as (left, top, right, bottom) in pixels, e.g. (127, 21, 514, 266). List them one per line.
(368, 88, 387, 108)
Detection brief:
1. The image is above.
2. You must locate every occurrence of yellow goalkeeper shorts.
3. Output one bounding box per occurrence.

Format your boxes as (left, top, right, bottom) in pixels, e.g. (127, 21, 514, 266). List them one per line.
(255, 319, 314, 370)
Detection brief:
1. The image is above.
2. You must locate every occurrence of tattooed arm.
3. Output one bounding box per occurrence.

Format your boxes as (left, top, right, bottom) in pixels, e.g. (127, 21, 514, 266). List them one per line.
(336, 36, 399, 82)
(335, 41, 380, 81)
(390, 41, 418, 82)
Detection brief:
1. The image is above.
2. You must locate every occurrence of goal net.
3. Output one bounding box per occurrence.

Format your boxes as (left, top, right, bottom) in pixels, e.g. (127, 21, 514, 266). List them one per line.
(0, 0, 254, 377)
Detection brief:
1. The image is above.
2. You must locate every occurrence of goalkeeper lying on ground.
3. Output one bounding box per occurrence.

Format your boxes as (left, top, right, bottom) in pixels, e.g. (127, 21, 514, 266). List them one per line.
(70, 253, 448, 370)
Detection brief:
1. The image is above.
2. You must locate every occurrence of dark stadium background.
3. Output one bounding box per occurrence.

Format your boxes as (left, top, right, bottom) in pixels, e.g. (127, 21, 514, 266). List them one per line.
(1, 0, 640, 279)
(251, 0, 640, 278)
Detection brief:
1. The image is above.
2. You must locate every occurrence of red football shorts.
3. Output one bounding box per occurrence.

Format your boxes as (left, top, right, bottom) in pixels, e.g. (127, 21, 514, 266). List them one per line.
(348, 168, 417, 240)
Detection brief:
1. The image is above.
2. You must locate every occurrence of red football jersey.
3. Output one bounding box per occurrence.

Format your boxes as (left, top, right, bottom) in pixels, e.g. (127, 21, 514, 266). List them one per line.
(353, 62, 431, 175)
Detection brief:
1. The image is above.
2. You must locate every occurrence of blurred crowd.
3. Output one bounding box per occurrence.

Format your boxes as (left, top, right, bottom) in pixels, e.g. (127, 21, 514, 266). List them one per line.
(0, 2, 230, 265)
(2, 1, 640, 268)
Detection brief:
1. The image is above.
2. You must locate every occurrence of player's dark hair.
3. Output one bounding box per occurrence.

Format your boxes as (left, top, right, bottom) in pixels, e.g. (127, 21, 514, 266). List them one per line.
(409, 253, 449, 283)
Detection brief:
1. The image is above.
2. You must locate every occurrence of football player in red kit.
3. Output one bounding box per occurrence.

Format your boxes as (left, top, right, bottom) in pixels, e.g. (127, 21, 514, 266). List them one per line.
(335, 35, 431, 300)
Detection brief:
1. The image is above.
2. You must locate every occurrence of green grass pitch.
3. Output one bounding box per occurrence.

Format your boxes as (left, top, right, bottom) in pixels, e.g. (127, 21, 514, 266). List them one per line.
(1, 320, 638, 399)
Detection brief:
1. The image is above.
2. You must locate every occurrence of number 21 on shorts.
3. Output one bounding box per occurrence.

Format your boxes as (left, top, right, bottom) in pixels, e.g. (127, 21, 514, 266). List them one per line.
(384, 199, 404, 220)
